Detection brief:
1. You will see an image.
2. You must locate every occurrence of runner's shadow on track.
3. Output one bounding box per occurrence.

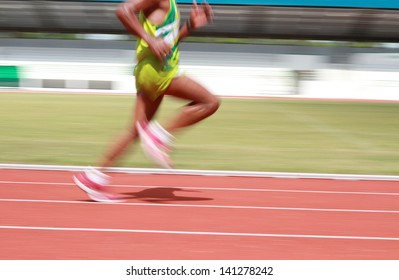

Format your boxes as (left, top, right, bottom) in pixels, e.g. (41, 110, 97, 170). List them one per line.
(123, 187, 213, 203)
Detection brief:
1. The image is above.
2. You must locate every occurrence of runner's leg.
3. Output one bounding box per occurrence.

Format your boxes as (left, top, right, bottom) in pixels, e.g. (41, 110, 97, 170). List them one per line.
(98, 92, 164, 168)
(163, 75, 220, 134)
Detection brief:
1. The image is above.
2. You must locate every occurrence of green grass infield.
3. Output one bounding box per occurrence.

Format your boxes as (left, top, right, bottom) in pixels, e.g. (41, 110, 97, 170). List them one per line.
(1, 91, 399, 175)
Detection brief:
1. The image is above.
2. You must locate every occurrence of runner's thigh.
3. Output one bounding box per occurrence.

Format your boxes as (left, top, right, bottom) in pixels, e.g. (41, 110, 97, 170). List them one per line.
(165, 75, 216, 103)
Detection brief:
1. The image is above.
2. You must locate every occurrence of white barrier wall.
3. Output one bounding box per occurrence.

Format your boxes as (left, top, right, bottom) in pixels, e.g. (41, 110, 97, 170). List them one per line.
(300, 70, 399, 101)
(5, 60, 399, 101)
(180, 65, 295, 96)
(2, 41, 399, 101)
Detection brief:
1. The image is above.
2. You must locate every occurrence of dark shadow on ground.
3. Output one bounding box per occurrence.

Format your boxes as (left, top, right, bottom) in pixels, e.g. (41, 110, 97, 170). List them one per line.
(123, 187, 213, 203)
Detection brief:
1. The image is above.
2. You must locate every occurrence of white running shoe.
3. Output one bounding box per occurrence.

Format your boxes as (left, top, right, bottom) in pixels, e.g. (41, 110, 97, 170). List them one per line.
(73, 167, 125, 203)
(137, 121, 174, 169)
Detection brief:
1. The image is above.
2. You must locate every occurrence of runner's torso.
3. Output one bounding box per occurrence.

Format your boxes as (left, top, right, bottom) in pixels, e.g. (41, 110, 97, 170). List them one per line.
(136, 0, 180, 72)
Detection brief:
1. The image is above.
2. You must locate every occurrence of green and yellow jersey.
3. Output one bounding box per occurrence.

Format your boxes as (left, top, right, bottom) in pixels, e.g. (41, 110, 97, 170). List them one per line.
(134, 0, 181, 100)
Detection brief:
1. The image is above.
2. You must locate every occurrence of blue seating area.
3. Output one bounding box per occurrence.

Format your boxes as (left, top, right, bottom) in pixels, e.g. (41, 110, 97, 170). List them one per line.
(84, 0, 399, 9)
(0, 0, 399, 41)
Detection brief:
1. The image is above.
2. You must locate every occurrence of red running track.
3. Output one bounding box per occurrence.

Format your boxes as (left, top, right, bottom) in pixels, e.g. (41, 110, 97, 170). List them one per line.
(0, 169, 398, 260)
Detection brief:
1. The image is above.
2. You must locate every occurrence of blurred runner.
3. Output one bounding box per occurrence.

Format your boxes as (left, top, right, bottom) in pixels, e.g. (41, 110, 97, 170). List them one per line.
(73, 0, 219, 202)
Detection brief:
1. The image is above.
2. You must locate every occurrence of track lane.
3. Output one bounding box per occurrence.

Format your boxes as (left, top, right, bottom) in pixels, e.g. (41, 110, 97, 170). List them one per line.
(1, 228, 398, 259)
(1, 181, 399, 211)
(1, 169, 398, 260)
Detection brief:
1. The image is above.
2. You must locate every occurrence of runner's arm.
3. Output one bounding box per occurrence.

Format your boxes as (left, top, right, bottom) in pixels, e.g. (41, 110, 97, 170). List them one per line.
(178, 0, 213, 42)
(116, 0, 171, 60)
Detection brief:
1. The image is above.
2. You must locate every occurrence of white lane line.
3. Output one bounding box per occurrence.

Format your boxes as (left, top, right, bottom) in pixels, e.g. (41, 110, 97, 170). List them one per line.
(1, 180, 399, 196)
(0, 181, 69, 186)
(1, 225, 398, 241)
(1, 198, 399, 214)
(1, 163, 399, 181)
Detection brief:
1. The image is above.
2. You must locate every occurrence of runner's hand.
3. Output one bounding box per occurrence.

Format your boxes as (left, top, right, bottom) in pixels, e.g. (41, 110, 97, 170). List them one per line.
(147, 37, 172, 62)
(189, 0, 214, 30)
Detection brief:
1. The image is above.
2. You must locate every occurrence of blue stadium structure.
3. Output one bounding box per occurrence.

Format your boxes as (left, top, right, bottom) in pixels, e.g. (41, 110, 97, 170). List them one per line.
(0, 0, 399, 41)
(83, 0, 399, 9)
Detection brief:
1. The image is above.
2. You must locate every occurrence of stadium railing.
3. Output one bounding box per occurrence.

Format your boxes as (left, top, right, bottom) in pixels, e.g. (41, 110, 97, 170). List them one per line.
(79, 0, 399, 9)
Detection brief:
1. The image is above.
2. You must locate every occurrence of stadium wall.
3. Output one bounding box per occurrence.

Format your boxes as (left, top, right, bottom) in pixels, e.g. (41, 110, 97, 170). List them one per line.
(87, 0, 399, 9)
(1, 39, 399, 101)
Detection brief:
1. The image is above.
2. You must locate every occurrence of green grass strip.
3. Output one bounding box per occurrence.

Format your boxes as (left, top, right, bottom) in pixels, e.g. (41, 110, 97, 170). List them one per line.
(1, 92, 399, 175)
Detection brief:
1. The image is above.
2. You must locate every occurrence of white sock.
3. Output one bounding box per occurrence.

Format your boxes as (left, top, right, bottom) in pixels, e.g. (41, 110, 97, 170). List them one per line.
(149, 121, 174, 145)
(85, 167, 110, 185)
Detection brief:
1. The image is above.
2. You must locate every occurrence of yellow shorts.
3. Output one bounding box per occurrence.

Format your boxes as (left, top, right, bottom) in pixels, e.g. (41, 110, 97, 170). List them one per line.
(134, 56, 180, 101)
